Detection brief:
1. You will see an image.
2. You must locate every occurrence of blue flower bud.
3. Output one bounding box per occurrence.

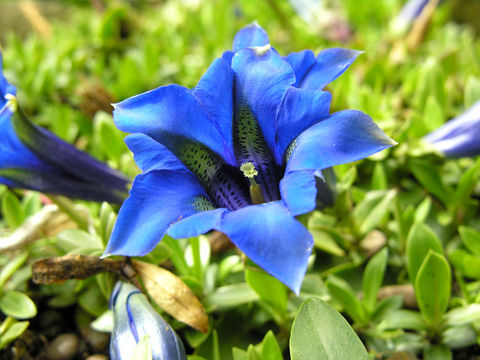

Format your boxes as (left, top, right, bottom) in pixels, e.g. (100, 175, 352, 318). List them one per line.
(0, 51, 130, 203)
(109, 281, 187, 360)
(423, 101, 480, 158)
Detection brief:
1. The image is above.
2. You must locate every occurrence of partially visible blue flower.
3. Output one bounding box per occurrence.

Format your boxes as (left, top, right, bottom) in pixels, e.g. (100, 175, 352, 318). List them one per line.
(109, 281, 187, 360)
(390, 0, 441, 35)
(104, 23, 395, 293)
(423, 100, 480, 158)
(0, 52, 129, 203)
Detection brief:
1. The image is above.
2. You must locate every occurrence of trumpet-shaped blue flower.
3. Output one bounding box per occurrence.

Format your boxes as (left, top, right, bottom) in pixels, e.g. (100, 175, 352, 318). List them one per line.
(423, 100, 480, 158)
(104, 24, 395, 293)
(109, 281, 187, 360)
(0, 53, 129, 203)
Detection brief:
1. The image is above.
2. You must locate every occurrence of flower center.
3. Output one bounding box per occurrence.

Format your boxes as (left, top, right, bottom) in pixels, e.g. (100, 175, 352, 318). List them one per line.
(240, 162, 265, 205)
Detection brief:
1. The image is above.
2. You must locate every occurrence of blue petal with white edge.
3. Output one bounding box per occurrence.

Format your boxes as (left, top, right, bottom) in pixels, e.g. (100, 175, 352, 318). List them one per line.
(113, 82, 235, 166)
(104, 170, 213, 256)
(217, 201, 313, 294)
(232, 22, 270, 52)
(280, 169, 318, 216)
(125, 134, 188, 173)
(286, 110, 396, 173)
(232, 45, 295, 155)
(168, 208, 228, 239)
(287, 48, 362, 91)
(275, 87, 331, 163)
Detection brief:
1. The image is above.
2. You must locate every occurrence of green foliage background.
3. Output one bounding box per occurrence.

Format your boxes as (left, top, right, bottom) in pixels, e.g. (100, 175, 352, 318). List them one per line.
(0, 0, 480, 359)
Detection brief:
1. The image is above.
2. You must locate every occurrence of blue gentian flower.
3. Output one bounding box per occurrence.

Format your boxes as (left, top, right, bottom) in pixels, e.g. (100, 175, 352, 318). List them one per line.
(391, 0, 435, 34)
(0, 52, 129, 203)
(423, 100, 480, 158)
(104, 23, 395, 293)
(109, 281, 187, 360)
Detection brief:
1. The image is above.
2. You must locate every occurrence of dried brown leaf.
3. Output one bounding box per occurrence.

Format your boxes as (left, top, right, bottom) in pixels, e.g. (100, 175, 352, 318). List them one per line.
(132, 260, 209, 333)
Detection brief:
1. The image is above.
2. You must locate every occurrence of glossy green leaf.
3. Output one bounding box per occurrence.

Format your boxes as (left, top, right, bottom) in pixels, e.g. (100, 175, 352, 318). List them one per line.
(2, 191, 24, 229)
(259, 331, 282, 360)
(410, 160, 452, 205)
(362, 247, 388, 312)
(459, 226, 480, 257)
(353, 189, 396, 236)
(415, 251, 451, 326)
(406, 223, 444, 283)
(245, 264, 287, 311)
(0, 291, 37, 319)
(290, 298, 368, 360)
(326, 276, 366, 325)
(0, 320, 29, 349)
(448, 249, 480, 279)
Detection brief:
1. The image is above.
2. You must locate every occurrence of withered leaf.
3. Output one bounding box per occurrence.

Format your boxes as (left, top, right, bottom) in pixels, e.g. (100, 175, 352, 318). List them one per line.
(132, 260, 209, 333)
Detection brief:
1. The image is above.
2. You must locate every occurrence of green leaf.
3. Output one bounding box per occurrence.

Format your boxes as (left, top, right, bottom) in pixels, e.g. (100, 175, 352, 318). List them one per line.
(56, 229, 103, 252)
(132, 334, 152, 360)
(444, 304, 480, 327)
(0, 291, 37, 319)
(449, 249, 480, 278)
(245, 262, 287, 311)
(371, 163, 387, 190)
(459, 226, 480, 257)
(232, 348, 248, 360)
(290, 298, 368, 360)
(415, 251, 451, 326)
(424, 345, 452, 360)
(0, 320, 29, 349)
(452, 160, 480, 215)
(380, 309, 425, 331)
(353, 190, 396, 236)
(205, 283, 259, 310)
(410, 160, 452, 205)
(464, 76, 480, 108)
(0, 251, 28, 289)
(247, 345, 261, 360)
(406, 223, 443, 283)
(311, 230, 345, 257)
(362, 247, 388, 312)
(259, 331, 282, 360)
(2, 191, 25, 229)
(326, 276, 366, 325)
(423, 96, 444, 132)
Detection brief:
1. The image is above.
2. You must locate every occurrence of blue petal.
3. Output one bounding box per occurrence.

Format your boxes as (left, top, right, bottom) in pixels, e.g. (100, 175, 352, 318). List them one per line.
(0, 52, 16, 108)
(168, 208, 227, 239)
(113, 63, 236, 165)
(232, 22, 270, 52)
(221, 50, 234, 64)
(0, 167, 127, 203)
(232, 46, 295, 155)
(0, 111, 50, 172)
(288, 48, 362, 90)
(424, 101, 480, 158)
(283, 50, 317, 88)
(286, 110, 396, 173)
(280, 170, 318, 216)
(12, 110, 129, 192)
(274, 87, 331, 163)
(104, 170, 212, 256)
(218, 201, 313, 294)
(125, 134, 188, 173)
(191, 58, 235, 163)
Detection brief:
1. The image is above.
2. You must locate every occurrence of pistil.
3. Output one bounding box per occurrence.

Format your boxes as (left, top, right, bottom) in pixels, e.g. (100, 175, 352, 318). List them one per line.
(240, 162, 265, 205)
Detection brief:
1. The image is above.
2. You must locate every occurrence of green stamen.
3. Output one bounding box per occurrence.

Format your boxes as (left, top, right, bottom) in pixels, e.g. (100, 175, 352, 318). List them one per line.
(240, 162, 265, 205)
